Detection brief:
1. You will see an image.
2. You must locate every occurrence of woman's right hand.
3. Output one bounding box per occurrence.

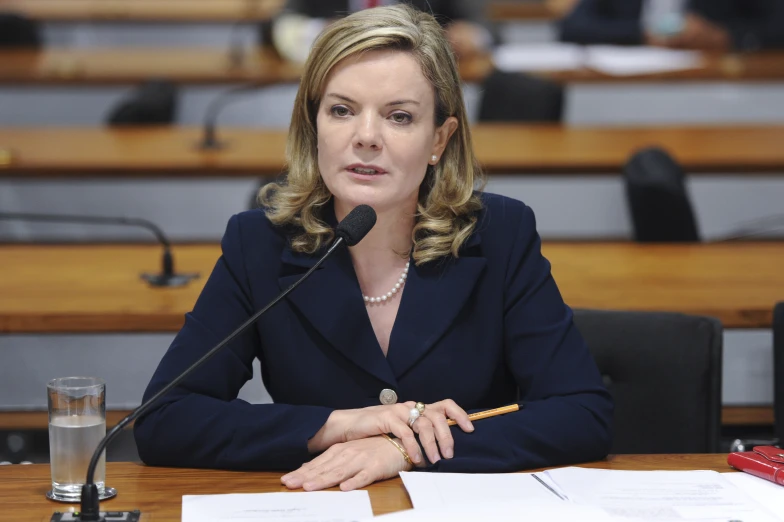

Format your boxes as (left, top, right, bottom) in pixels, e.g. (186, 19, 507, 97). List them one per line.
(309, 404, 424, 464)
(308, 400, 474, 465)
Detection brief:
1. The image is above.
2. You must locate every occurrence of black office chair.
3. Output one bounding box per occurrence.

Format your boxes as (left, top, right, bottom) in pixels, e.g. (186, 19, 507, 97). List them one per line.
(573, 309, 722, 453)
(774, 302, 784, 444)
(477, 69, 564, 123)
(624, 147, 701, 242)
(0, 13, 41, 48)
(105, 79, 179, 126)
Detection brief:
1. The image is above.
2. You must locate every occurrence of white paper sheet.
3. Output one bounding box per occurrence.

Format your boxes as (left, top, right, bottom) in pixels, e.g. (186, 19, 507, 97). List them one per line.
(723, 472, 784, 521)
(584, 45, 703, 76)
(492, 43, 585, 72)
(181, 491, 374, 522)
(365, 500, 633, 522)
(398, 471, 562, 510)
(544, 467, 780, 521)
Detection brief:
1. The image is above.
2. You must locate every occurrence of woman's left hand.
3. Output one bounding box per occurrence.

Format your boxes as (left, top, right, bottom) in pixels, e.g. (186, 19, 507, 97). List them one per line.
(281, 436, 412, 491)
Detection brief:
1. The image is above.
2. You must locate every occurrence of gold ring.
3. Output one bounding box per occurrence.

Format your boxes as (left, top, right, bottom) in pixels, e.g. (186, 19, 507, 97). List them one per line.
(415, 402, 426, 415)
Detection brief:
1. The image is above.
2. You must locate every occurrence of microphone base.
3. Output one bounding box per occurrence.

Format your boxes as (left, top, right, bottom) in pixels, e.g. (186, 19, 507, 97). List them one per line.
(195, 138, 228, 151)
(140, 272, 199, 287)
(50, 510, 142, 521)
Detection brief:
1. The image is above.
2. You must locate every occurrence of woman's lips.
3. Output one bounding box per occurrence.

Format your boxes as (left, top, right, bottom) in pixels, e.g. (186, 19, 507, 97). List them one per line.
(345, 164, 388, 180)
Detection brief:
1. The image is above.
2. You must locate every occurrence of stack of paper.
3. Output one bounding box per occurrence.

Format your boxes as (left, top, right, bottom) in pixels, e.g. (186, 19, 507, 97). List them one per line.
(491, 43, 703, 76)
(584, 45, 704, 76)
(492, 43, 585, 72)
(544, 467, 781, 521)
(392, 467, 784, 522)
(723, 472, 784, 519)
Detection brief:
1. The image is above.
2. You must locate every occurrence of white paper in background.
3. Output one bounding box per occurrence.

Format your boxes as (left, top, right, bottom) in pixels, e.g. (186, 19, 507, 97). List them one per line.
(723, 472, 784, 521)
(364, 500, 634, 522)
(181, 491, 374, 522)
(398, 471, 562, 510)
(544, 467, 780, 521)
(584, 45, 703, 76)
(492, 43, 585, 72)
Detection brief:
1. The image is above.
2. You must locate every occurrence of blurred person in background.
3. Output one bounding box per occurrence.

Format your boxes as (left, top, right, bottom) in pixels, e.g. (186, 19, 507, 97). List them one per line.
(559, 0, 784, 51)
(271, 0, 498, 63)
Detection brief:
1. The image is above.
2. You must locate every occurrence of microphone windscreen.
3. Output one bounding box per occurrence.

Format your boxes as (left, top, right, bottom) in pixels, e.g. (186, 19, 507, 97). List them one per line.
(336, 205, 377, 246)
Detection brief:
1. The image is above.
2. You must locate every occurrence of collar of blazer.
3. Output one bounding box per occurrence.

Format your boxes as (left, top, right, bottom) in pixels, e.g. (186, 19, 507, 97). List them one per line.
(277, 209, 486, 388)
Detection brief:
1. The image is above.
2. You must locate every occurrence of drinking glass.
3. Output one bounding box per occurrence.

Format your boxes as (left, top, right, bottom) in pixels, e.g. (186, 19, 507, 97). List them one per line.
(47, 377, 115, 502)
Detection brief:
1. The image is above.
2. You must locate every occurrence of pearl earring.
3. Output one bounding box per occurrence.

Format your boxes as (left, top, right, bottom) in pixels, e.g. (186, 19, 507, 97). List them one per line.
(431, 155, 438, 162)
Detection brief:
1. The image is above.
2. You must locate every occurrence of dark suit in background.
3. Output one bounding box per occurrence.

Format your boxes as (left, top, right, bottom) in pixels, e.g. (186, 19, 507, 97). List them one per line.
(134, 193, 613, 473)
(559, 0, 784, 50)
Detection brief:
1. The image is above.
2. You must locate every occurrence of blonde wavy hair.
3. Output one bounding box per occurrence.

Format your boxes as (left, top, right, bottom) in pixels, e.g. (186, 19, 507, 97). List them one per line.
(260, 4, 485, 265)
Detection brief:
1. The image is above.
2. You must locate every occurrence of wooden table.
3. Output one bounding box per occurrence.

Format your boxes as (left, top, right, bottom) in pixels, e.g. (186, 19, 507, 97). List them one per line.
(0, 0, 284, 22)
(3, 125, 784, 177)
(2, 47, 784, 85)
(0, 455, 737, 520)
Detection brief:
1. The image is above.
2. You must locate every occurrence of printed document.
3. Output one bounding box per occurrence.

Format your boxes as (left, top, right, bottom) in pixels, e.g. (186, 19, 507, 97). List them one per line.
(398, 470, 561, 510)
(181, 491, 373, 522)
(544, 467, 781, 521)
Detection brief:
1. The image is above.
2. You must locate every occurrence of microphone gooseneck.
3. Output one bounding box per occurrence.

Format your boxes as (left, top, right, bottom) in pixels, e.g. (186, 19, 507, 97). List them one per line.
(0, 212, 198, 287)
(76, 205, 376, 521)
(198, 82, 264, 150)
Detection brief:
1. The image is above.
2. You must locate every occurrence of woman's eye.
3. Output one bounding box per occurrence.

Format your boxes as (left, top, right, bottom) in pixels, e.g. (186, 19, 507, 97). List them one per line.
(390, 112, 412, 124)
(330, 106, 350, 117)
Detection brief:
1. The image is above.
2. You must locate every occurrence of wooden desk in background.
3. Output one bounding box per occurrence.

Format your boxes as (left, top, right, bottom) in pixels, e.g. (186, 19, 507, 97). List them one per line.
(2, 125, 784, 177)
(2, 47, 784, 85)
(1, 242, 780, 333)
(0, 455, 737, 520)
(0, 0, 284, 22)
(488, 1, 558, 21)
(1, 0, 552, 23)
(0, 47, 303, 86)
(0, 242, 779, 428)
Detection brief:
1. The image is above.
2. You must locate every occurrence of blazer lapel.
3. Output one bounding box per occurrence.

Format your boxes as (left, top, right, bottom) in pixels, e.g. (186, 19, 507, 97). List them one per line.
(278, 243, 398, 388)
(387, 233, 487, 379)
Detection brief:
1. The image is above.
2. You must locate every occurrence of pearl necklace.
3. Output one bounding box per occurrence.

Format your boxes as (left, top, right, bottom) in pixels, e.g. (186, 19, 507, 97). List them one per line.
(363, 262, 409, 305)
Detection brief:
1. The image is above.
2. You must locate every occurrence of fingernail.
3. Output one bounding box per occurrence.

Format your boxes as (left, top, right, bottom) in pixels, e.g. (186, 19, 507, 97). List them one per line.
(303, 482, 313, 491)
(467, 422, 475, 432)
(413, 453, 421, 464)
(281, 474, 291, 482)
(445, 448, 454, 458)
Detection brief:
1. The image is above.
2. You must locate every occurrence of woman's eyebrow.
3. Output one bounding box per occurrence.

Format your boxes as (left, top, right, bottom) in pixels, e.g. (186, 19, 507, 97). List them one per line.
(325, 93, 420, 107)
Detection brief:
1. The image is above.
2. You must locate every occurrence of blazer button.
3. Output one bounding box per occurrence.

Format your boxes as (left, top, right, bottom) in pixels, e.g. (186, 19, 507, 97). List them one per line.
(379, 388, 398, 405)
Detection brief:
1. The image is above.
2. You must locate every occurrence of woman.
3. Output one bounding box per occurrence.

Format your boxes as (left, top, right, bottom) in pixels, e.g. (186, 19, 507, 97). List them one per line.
(134, 4, 612, 491)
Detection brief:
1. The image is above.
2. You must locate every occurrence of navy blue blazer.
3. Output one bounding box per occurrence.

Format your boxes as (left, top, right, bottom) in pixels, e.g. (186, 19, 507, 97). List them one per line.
(134, 193, 613, 473)
(559, 0, 784, 50)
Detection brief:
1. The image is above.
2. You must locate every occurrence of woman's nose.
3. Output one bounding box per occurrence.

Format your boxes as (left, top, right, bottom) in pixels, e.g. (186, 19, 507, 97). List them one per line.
(353, 113, 382, 150)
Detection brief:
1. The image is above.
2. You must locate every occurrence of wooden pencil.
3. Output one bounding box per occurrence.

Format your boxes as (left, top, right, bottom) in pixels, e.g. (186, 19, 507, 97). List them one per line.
(446, 403, 522, 426)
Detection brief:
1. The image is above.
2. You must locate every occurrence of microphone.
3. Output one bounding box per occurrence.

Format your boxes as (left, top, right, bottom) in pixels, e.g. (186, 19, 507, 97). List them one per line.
(197, 82, 265, 150)
(0, 212, 198, 287)
(68, 205, 376, 521)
